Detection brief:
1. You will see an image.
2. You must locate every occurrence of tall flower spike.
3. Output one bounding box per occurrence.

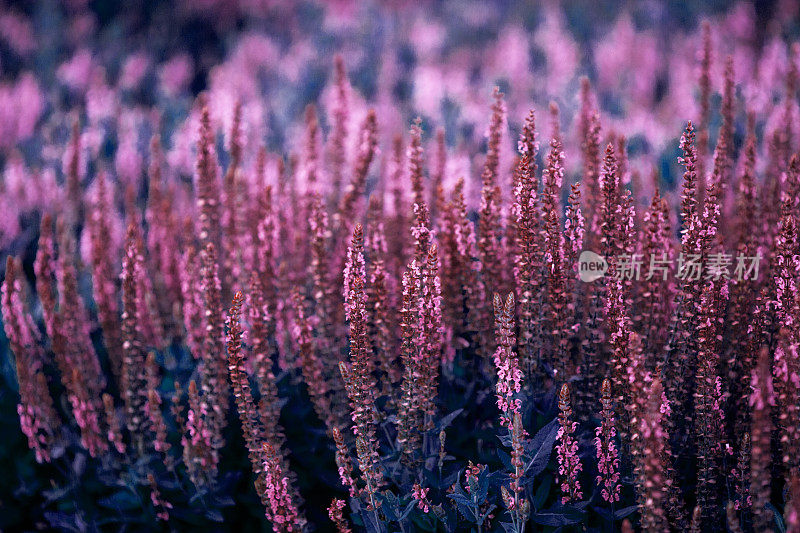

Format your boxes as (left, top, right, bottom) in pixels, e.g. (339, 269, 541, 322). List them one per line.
(700, 129, 725, 257)
(504, 410, 530, 528)
(664, 122, 702, 443)
(145, 353, 171, 463)
(332, 427, 357, 497)
(577, 77, 595, 155)
(182, 379, 215, 487)
(65, 118, 83, 226)
(411, 197, 432, 269)
(354, 435, 382, 511)
(513, 111, 543, 382)
(102, 393, 125, 455)
(580, 86, 602, 244)
(542, 137, 570, 379)
(775, 336, 800, 476)
(418, 243, 444, 425)
(478, 87, 506, 307)
(121, 222, 149, 452)
(395, 248, 443, 454)
(638, 190, 673, 359)
(146, 136, 183, 336)
(56, 219, 106, 397)
(228, 291, 271, 502)
(255, 184, 278, 316)
(343, 224, 366, 322)
(774, 174, 799, 337)
(442, 179, 487, 356)
(733, 135, 756, 252)
(387, 134, 408, 281)
(34, 213, 58, 340)
(329, 55, 349, 204)
(199, 242, 229, 456)
(195, 101, 222, 250)
(492, 293, 522, 429)
(222, 100, 243, 292)
(303, 104, 320, 189)
(563, 181, 585, 382)
(179, 246, 205, 359)
(247, 278, 287, 460)
(431, 127, 447, 223)
(307, 193, 349, 430)
(693, 284, 727, 528)
(125, 218, 165, 352)
(408, 117, 425, 210)
(679, 122, 699, 250)
(732, 432, 751, 511)
(291, 290, 335, 432)
(397, 268, 424, 461)
(341, 226, 383, 496)
(719, 56, 735, 164)
(88, 170, 124, 382)
(338, 109, 378, 229)
(549, 100, 562, 144)
(262, 442, 305, 532)
(749, 347, 774, 532)
(340, 336, 383, 496)
(3, 256, 59, 463)
(556, 384, 582, 504)
(55, 219, 106, 456)
(637, 379, 670, 532)
(226, 293, 253, 431)
(598, 143, 621, 262)
(365, 217, 399, 394)
(595, 379, 620, 503)
(564, 182, 584, 278)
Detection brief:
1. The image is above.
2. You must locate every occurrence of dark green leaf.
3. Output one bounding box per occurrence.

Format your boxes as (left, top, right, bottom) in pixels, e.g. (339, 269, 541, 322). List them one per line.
(436, 409, 464, 431)
(533, 475, 551, 510)
(98, 490, 141, 511)
(614, 505, 638, 520)
(766, 503, 786, 533)
(525, 419, 559, 477)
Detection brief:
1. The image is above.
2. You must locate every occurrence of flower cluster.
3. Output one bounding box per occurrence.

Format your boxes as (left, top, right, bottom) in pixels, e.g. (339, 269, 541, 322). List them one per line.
(594, 379, 620, 503)
(412, 483, 431, 513)
(2, 2, 800, 531)
(556, 384, 583, 504)
(492, 293, 523, 428)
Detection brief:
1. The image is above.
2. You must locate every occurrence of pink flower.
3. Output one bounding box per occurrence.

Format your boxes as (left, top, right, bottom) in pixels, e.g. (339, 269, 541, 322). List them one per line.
(594, 379, 620, 503)
(159, 54, 193, 96)
(556, 384, 583, 504)
(412, 483, 431, 513)
(119, 52, 150, 90)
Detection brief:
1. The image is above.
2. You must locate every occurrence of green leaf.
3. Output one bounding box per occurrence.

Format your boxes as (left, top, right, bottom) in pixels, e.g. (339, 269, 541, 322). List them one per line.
(98, 490, 141, 511)
(532, 505, 585, 527)
(525, 419, 559, 477)
(614, 505, 638, 520)
(533, 475, 551, 510)
(436, 409, 464, 431)
(766, 502, 786, 533)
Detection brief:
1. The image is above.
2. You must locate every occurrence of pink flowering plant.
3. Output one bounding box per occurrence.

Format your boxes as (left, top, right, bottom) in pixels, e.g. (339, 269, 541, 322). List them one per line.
(2, 1, 800, 532)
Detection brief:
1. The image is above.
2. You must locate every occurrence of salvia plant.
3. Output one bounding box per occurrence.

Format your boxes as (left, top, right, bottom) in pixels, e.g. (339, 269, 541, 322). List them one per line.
(3, 1, 800, 532)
